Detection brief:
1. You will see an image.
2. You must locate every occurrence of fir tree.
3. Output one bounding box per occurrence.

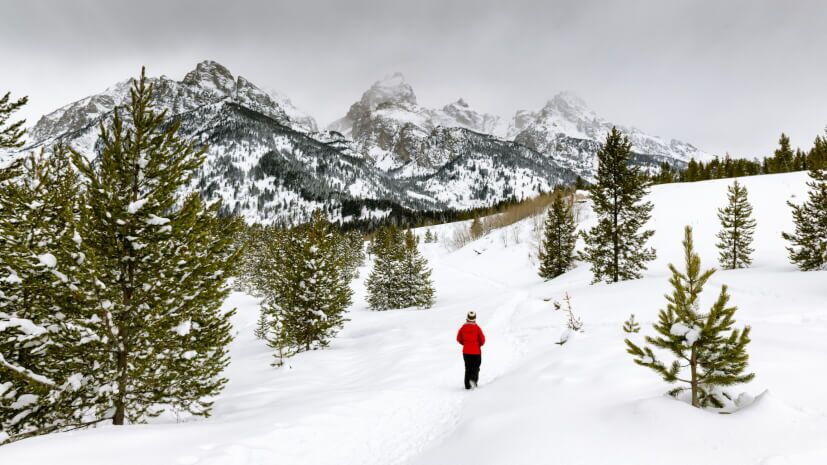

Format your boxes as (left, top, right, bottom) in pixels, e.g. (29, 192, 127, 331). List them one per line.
(626, 226, 754, 408)
(580, 127, 656, 283)
(424, 229, 434, 243)
(0, 148, 96, 442)
(538, 195, 577, 280)
(0, 91, 28, 149)
(782, 151, 827, 270)
(716, 180, 757, 269)
(69, 68, 242, 426)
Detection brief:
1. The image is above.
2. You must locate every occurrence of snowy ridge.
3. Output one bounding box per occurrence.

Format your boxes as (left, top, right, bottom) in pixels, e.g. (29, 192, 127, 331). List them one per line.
(2, 172, 825, 465)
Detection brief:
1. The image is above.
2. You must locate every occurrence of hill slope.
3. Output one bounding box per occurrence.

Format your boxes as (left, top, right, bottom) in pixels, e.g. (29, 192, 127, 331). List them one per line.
(1, 172, 825, 465)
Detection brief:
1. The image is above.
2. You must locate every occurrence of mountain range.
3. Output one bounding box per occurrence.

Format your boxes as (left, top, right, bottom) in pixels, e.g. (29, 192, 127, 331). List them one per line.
(19, 60, 709, 224)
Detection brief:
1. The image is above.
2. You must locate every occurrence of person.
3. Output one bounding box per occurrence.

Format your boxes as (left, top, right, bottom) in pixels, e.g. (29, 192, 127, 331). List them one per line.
(456, 311, 485, 389)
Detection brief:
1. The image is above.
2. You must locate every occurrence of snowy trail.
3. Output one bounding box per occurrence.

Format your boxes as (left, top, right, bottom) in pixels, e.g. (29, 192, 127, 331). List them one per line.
(2, 172, 827, 465)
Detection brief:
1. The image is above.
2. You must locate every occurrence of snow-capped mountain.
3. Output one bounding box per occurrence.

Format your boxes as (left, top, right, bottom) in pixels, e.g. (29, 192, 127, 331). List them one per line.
(22, 62, 577, 223)
(30, 61, 318, 144)
(509, 92, 710, 178)
(21, 62, 712, 224)
(328, 73, 509, 175)
(330, 75, 707, 183)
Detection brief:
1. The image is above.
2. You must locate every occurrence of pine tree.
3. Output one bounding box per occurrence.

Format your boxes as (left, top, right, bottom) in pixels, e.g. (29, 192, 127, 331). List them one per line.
(424, 229, 434, 243)
(398, 230, 435, 309)
(769, 133, 795, 173)
(782, 150, 827, 270)
(716, 180, 757, 269)
(580, 127, 656, 283)
(366, 227, 435, 310)
(69, 68, 242, 426)
(0, 91, 28, 149)
(366, 227, 403, 310)
(622, 314, 640, 333)
(255, 211, 353, 359)
(625, 226, 754, 408)
(0, 148, 97, 442)
(538, 195, 577, 280)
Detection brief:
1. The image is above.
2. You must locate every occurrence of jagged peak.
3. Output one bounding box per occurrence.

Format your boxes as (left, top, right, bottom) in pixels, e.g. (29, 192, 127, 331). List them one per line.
(360, 72, 417, 110)
(445, 98, 470, 109)
(182, 60, 236, 94)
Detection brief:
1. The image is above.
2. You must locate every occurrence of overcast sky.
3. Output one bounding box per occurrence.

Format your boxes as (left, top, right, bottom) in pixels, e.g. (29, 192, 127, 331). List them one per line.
(2, 0, 825, 156)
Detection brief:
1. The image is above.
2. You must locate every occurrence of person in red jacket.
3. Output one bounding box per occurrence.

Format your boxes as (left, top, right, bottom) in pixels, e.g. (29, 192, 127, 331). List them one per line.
(456, 311, 486, 389)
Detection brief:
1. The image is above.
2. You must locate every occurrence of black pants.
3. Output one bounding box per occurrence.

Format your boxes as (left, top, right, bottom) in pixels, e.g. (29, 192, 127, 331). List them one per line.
(463, 353, 481, 389)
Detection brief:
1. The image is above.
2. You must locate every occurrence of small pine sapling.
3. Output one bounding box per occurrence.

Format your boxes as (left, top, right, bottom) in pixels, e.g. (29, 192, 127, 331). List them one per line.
(625, 226, 754, 408)
(623, 314, 641, 333)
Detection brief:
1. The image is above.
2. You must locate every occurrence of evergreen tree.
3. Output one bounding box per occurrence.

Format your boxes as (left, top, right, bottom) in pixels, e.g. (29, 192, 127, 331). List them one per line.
(0, 91, 28, 149)
(366, 227, 403, 310)
(424, 229, 434, 243)
(338, 230, 366, 279)
(0, 149, 96, 442)
(769, 133, 795, 173)
(69, 68, 242, 426)
(366, 227, 435, 310)
(538, 195, 577, 280)
(398, 230, 436, 309)
(622, 314, 640, 333)
(580, 127, 656, 283)
(715, 180, 757, 269)
(782, 151, 827, 270)
(255, 211, 353, 358)
(626, 226, 754, 408)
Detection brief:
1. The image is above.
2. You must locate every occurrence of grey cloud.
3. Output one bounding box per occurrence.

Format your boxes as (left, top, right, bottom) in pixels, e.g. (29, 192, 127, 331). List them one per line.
(2, 0, 825, 156)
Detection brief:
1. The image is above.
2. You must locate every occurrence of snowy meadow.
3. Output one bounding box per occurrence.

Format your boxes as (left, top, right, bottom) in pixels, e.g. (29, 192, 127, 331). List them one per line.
(2, 171, 826, 465)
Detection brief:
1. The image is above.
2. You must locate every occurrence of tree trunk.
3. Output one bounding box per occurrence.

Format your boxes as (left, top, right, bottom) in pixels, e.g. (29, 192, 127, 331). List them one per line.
(113, 346, 127, 425)
(690, 346, 699, 408)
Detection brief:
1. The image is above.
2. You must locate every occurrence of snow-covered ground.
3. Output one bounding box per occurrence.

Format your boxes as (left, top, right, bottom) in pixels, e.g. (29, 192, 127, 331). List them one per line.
(2, 172, 826, 465)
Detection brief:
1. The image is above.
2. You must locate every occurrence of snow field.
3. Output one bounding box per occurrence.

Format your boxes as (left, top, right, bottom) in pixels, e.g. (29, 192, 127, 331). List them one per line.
(1, 171, 825, 465)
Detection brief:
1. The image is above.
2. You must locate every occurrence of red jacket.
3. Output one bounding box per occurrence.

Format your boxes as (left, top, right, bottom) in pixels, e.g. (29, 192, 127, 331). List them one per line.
(457, 322, 486, 354)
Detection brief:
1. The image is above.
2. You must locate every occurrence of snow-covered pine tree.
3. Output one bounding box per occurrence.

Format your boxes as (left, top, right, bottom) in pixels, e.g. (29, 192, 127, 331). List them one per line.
(580, 127, 656, 283)
(625, 226, 754, 408)
(716, 179, 757, 269)
(339, 230, 366, 279)
(0, 91, 28, 149)
(366, 228, 435, 310)
(398, 230, 435, 309)
(424, 229, 434, 243)
(538, 195, 577, 280)
(257, 211, 353, 357)
(69, 68, 243, 426)
(366, 227, 402, 310)
(0, 149, 97, 443)
(782, 137, 827, 270)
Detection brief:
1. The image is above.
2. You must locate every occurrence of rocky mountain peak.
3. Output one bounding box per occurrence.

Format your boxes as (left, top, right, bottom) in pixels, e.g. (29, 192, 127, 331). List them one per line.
(360, 72, 417, 110)
(182, 60, 236, 94)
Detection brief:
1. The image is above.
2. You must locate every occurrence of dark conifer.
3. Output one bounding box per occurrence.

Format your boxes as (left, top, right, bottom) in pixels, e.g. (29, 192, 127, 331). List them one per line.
(716, 180, 757, 269)
(580, 127, 656, 283)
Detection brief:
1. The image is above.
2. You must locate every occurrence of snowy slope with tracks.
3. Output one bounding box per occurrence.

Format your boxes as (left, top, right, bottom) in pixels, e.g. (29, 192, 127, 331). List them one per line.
(1, 172, 825, 465)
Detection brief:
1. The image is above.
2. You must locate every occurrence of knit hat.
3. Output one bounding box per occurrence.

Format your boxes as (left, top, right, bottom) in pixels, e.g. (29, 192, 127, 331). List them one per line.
(466, 311, 477, 321)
